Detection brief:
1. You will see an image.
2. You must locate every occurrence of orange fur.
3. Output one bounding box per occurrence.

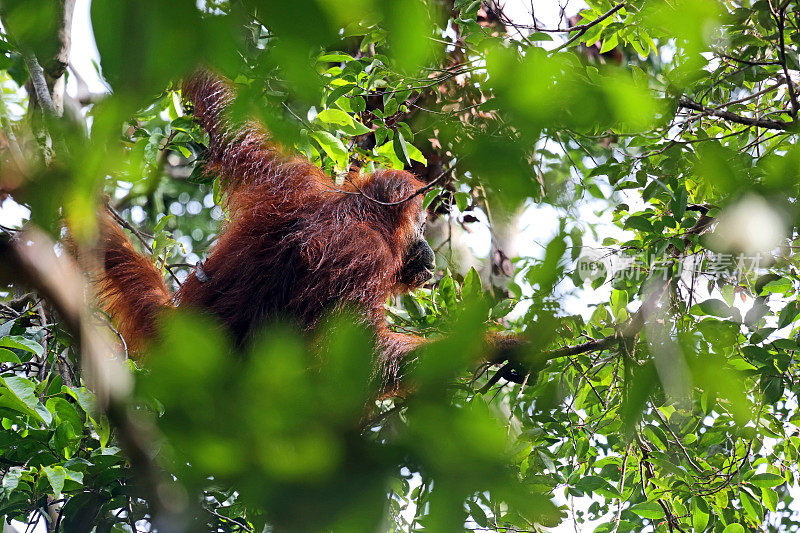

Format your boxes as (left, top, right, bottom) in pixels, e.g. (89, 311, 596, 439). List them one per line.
(93, 71, 522, 391)
(94, 212, 171, 354)
(94, 71, 429, 386)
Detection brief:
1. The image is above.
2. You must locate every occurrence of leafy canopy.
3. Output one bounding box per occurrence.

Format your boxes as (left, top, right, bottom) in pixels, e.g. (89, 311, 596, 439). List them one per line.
(2, 0, 800, 531)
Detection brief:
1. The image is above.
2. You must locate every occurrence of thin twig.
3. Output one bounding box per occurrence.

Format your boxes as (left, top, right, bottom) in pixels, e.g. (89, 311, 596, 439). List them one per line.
(776, 4, 800, 117)
(107, 206, 153, 253)
(203, 505, 253, 532)
(652, 405, 703, 472)
(609, 444, 631, 533)
(106, 205, 183, 287)
(711, 78, 786, 110)
(324, 166, 451, 206)
(551, 2, 626, 54)
(636, 433, 687, 533)
(715, 52, 780, 66)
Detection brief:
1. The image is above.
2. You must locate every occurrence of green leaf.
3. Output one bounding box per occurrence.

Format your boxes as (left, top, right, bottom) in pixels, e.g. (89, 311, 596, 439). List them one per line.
(466, 499, 488, 527)
(761, 487, 778, 512)
(760, 278, 792, 294)
(582, 22, 604, 46)
(778, 300, 800, 329)
(671, 186, 688, 220)
(0, 336, 44, 357)
(405, 141, 427, 165)
(570, 227, 583, 261)
(94, 415, 111, 448)
(59, 491, 104, 531)
(740, 488, 762, 521)
(52, 419, 78, 458)
(170, 115, 195, 133)
(317, 53, 354, 62)
(326, 83, 357, 107)
(153, 213, 174, 234)
(339, 120, 372, 136)
(309, 131, 349, 170)
(66, 386, 98, 417)
(629, 502, 664, 519)
(152, 214, 176, 256)
(610, 290, 629, 321)
(574, 475, 607, 493)
(438, 274, 457, 310)
(491, 299, 516, 319)
(315, 109, 354, 128)
(528, 32, 553, 41)
(383, 98, 399, 117)
(454, 192, 469, 212)
(2, 466, 22, 492)
(749, 472, 784, 487)
(47, 397, 83, 432)
(175, 144, 192, 158)
(624, 215, 653, 232)
(64, 468, 84, 484)
(722, 524, 745, 533)
(43, 465, 66, 498)
(402, 294, 424, 320)
(691, 496, 710, 531)
(462, 267, 482, 301)
(212, 176, 223, 205)
(692, 298, 732, 318)
(0, 348, 20, 363)
(351, 96, 366, 112)
(393, 131, 412, 167)
(715, 489, 729, 508)
(599, 33, 619, 54)
(422, 187, 440, 209)
(376, 140, 403, 169)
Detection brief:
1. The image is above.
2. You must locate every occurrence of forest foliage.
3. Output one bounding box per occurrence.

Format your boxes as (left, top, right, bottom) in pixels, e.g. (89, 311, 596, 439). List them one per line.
(1, 0, 800, 531)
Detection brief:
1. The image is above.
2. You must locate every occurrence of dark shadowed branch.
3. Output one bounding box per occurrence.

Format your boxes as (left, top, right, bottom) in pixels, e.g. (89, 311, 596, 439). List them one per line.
(775, 3, 799, 118)
(678, 98, 796, 131)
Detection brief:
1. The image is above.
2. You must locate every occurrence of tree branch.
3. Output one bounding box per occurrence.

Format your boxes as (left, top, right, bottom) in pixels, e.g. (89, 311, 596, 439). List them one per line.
(715, 52, 780, 66)
(491, 274, 673, 388)
(711, 78, 786, 110)
(551, 2, 626, 54)
(23, 54, 57, 117)
(776, 4, 799, 118)
(678, 98, 795, 131)
(47, 0, 77, 116)
(544, 335, 618, 360)
(50, 0, 76, 80)
(636, 433, 687, 532)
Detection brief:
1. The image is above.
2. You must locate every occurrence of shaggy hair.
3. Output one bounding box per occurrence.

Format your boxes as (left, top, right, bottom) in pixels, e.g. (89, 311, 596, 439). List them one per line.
(96, 71, 429, 383)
